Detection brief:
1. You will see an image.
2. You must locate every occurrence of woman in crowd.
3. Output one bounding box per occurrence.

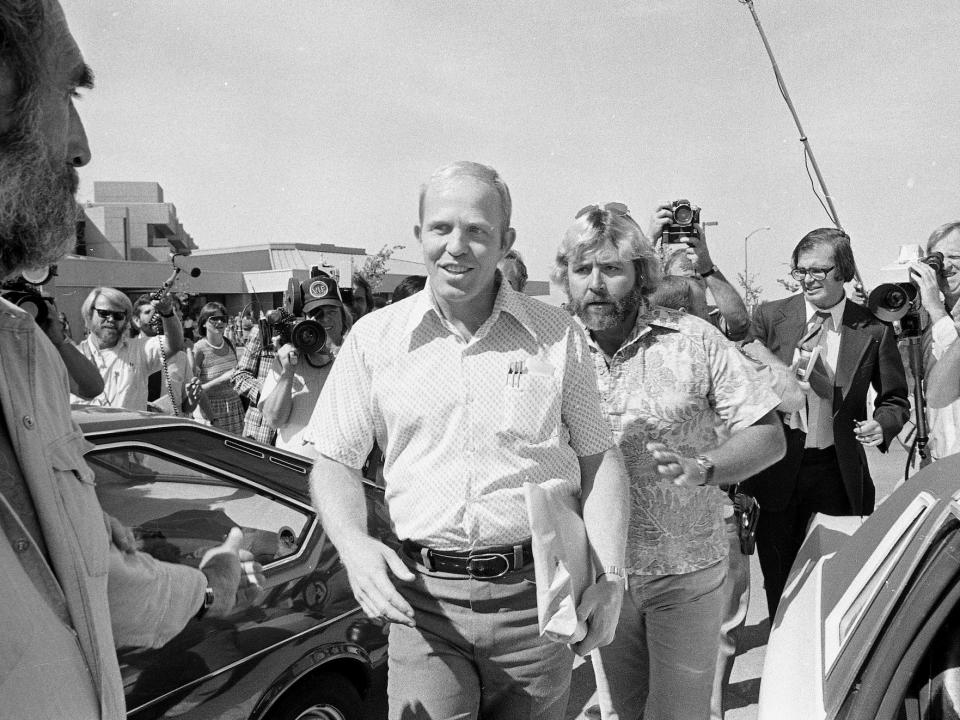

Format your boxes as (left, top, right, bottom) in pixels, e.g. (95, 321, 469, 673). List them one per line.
(193, 301, 244, 434)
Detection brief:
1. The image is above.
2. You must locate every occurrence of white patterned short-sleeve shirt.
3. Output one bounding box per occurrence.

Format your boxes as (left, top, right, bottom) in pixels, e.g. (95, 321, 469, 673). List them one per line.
(310, 280, 614, 550)
(583, 307, 780, 576)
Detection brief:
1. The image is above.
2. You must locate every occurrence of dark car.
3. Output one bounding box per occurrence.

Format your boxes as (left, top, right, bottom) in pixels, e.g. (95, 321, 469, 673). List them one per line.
(76, 406, 391, 720)
(758, 453, 960, 720)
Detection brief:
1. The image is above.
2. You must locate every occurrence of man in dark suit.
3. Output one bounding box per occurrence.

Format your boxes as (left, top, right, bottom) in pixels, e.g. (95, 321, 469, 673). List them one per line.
(743, 228, 910, 619)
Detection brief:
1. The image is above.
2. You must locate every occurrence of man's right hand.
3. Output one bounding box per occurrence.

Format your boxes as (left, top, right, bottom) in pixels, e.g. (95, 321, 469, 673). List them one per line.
(647, 202, 674, 244)
(910, 261, 948, 323)
(339, 536, 416, 626)
(199, 527, 265, 618)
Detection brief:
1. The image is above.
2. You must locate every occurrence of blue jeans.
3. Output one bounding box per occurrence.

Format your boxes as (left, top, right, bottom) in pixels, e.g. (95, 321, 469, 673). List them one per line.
(388, 557, 573, 720)
(592, 561, 726, 720)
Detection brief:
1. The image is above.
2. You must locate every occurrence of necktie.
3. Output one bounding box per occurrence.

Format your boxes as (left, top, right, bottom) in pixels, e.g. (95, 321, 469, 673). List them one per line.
(804, 311, 835, 449)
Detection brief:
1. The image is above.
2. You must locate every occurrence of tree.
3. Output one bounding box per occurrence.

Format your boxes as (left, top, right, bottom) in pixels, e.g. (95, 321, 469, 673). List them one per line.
(357, 244, 405, 291)
(737, 271, 763, 315)
(776, 276, 801, 294)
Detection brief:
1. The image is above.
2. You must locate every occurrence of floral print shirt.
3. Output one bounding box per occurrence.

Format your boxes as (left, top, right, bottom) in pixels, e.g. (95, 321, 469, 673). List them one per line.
(583, 307, 780, 575)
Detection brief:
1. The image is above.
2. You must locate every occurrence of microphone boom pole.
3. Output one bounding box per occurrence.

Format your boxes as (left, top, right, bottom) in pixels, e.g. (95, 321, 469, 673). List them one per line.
(740, 0, 865, 292)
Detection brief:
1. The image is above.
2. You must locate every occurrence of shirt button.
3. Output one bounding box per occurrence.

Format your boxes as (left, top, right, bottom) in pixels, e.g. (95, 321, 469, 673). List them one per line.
(22, 415, 34, 429)
(14, 538, 29, 553)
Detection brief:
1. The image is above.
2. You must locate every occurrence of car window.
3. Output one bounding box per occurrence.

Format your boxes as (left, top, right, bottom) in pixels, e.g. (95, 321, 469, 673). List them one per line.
(88, 447, 310, 568)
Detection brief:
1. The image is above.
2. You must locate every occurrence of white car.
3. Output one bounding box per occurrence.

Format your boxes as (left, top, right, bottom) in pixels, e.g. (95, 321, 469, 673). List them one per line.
(759, 454, 960, 720)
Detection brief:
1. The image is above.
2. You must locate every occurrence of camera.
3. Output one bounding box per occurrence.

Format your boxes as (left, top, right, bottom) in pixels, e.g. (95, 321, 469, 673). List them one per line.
(0, 268, 56, 326)
(663, 199, 701, 244)
(868, 246, 945, 338)
(260, 277, 327, 355)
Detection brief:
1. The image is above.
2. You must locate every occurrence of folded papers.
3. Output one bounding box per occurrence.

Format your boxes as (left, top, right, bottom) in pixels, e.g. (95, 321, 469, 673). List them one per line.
(524, 479, 591, 644)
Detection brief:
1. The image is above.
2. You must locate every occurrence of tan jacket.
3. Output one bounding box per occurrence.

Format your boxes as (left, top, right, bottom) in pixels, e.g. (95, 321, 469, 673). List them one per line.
(0, 299, 205, 719)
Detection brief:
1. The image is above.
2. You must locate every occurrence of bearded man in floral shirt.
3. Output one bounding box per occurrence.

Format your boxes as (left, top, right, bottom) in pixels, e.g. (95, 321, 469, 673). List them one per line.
(553, 202, 786, 720)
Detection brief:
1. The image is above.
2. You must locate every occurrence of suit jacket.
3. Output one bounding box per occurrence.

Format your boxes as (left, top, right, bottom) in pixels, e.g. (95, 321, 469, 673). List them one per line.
(741, 294, 909, 514)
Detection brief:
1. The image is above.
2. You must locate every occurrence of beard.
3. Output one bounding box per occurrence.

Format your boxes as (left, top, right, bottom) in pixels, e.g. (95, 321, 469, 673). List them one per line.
(569, 286, 645, 332)
(0, 108, 79, 279)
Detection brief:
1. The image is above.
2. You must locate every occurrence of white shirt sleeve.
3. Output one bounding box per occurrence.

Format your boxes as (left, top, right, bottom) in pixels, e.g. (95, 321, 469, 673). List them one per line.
(931, 316, 960, 361)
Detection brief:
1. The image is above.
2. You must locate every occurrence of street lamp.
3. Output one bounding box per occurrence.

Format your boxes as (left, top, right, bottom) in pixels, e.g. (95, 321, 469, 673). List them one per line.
(743, 226, 771, 283)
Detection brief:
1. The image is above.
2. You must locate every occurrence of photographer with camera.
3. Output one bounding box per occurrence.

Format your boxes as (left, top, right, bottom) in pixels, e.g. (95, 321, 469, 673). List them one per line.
(258, 274, 351, 458)
(74, 287, 186, 411)
(648, 200, 751, 341)
(908, 222, 960, 460)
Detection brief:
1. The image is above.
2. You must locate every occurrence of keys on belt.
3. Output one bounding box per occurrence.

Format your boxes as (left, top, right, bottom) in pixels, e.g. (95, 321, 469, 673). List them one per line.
(401, 539, 533, 579)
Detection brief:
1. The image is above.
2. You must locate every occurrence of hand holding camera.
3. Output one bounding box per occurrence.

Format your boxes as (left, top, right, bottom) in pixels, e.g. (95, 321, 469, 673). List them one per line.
(908, 258, 948, 323)
(276, 341, 301, 373)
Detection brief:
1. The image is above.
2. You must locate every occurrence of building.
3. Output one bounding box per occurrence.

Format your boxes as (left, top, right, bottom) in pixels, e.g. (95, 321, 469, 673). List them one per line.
(39, 181, 429, 340)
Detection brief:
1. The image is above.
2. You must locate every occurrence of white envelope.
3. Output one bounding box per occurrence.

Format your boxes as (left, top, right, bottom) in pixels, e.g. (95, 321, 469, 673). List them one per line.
(524, 479, 592, 644)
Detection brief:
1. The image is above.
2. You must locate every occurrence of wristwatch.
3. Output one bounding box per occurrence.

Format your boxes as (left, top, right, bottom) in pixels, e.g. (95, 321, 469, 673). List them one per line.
(699, 265, 718, 278)
(195, 586, 215, 619)
(596, 565, 628, 590)
(159, 309, 174, 318)
(694, 455, 715, 486)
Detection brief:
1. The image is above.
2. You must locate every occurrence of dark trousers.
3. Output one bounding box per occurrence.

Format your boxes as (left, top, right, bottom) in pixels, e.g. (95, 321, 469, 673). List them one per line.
(756, 445, 852, 620)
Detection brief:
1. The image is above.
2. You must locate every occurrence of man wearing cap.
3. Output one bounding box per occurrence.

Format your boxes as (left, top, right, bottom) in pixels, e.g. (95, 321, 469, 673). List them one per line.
(308, 161, 629, 720)
(259, 273, 351, 458)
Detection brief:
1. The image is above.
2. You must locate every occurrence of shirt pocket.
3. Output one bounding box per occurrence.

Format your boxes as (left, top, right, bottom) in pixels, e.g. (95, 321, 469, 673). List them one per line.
(500, 375, 561, 444)
(50, 432, 109, 577)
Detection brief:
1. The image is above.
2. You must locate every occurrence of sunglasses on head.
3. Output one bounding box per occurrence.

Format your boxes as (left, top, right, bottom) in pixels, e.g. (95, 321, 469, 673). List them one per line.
(575, 202, 633, 220)
(94, 308, 126, 322)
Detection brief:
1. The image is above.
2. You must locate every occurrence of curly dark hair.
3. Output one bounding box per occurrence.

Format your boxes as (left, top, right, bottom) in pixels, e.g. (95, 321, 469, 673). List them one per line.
(0, 1, 47, 142)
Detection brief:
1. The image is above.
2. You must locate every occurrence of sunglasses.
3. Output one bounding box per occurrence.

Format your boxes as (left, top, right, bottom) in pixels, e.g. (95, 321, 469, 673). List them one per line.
(94, 308, 126, 322)
(206, 315, 228, 324)
(575, 202, 634, 220)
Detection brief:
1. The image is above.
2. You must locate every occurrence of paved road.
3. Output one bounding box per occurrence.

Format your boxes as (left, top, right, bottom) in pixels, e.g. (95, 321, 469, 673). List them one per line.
(363, 440, 916, 720)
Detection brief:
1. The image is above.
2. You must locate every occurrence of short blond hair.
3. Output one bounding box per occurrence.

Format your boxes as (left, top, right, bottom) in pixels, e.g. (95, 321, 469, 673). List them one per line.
(81, 286, 132, 330)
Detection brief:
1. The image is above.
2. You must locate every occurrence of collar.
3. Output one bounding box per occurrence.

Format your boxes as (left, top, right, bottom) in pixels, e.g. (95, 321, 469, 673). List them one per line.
(401, 272, 538, 341)
(804, 296, 846, 329)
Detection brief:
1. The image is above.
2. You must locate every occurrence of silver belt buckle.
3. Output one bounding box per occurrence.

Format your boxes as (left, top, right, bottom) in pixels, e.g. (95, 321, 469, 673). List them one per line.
(466, 552, 510, 579)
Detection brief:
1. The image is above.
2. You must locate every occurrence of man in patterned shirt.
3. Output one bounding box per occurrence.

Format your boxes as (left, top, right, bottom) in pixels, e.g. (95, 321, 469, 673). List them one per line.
(552, 203, 785, 720)
(231, 322, 278, 445)
(308, 161, 630, 720)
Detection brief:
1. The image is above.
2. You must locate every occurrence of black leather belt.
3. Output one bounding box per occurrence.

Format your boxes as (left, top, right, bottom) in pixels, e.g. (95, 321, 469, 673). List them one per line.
(401, 538, 533, 579)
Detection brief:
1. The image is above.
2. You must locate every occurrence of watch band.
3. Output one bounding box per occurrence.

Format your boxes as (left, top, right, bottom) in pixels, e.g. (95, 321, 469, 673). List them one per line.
(159, 309, 175, 318)
(699, 265, 718, 278)
(195, 586, 214, 619)
(695, 455, 715, 486)
(596, 565, 628, 590)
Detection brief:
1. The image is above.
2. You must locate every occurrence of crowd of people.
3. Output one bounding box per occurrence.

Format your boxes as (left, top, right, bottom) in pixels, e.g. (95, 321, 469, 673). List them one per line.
(4, 2, 960, 720)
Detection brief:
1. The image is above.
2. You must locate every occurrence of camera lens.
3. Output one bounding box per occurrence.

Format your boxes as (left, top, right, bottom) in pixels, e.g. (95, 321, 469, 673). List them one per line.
(673, 204, 694, 225)
(883, 287, 908, 311)
(291, 318, 326, 355)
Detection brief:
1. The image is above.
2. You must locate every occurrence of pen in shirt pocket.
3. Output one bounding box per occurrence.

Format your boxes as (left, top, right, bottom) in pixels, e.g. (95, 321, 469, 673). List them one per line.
(506, 360, 527, 387)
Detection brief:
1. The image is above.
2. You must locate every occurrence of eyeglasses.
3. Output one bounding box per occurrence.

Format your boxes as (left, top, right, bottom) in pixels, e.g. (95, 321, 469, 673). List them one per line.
(790, 265, 836, 281)
(94, 308, 126, 322)
(206, 316, 227, 324)
(576, 202, 633, 220)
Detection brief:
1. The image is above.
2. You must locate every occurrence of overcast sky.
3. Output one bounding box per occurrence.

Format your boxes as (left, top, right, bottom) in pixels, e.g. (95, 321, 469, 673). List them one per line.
(66, 0, 960, 301)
